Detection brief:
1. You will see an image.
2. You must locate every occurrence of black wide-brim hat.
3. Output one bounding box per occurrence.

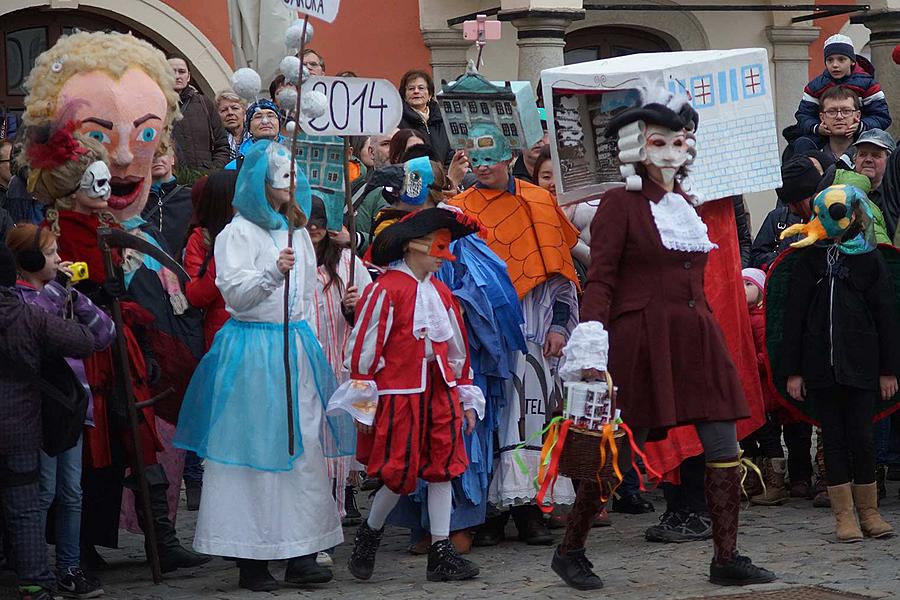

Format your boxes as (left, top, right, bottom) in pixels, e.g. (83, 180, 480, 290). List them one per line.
(371, 207, 483, 266)
(605, 102, 699, 139)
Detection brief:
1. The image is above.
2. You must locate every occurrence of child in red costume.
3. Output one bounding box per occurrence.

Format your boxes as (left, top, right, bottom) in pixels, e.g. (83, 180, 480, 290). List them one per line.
(329, 208, 485, 582)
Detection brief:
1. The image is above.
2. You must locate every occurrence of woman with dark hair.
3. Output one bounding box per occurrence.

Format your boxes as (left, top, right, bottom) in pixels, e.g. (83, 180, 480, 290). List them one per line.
(184, 169, 238, 350)
(389, 129, 429, 166)
(306, 196, 371, 528)
(398, 69, 452, 164)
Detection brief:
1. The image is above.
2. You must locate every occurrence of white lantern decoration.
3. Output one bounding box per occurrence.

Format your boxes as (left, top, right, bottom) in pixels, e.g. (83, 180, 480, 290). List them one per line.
(563, 381, 613, 431)
(275, 86, 299, 113)
(301, 90, 328, 120)
(231, 68, 261, 102)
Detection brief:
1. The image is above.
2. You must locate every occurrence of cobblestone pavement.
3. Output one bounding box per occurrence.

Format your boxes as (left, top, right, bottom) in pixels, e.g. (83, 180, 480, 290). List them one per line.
(4, 486, 900, 600)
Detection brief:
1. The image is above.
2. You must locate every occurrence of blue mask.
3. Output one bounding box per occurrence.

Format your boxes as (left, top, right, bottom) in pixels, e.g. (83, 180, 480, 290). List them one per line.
(400, 156, 435, 205)
(466, 123, 511, 167)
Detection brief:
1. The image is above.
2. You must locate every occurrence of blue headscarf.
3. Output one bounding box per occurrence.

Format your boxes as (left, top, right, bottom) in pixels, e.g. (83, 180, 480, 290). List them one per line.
(243, 99, 283, 143)
(233, 140, 312, 231)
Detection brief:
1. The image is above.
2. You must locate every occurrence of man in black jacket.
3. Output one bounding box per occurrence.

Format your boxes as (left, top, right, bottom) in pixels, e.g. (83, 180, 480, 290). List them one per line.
(168, 57, 230, 173)
(0, 244, 95, 600)
(142, 146, 193, 261)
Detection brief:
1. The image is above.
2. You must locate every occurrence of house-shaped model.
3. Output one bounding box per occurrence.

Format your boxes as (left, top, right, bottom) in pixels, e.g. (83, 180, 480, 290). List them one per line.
(437, 71, 543, 154)
(540, 49, 782, 205)
(295, 132, 345, 230)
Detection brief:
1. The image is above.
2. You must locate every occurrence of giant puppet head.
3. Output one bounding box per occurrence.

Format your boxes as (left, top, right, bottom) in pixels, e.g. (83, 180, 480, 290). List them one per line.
(23, 31, 179, 223)
(605, 85, 699, 198)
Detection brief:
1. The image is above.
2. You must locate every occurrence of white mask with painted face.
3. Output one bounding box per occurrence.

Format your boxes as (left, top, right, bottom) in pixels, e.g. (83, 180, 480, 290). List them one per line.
(265, 143, 292, 190)
(643, 125, 690, 184)
(79, 161, 112, 200)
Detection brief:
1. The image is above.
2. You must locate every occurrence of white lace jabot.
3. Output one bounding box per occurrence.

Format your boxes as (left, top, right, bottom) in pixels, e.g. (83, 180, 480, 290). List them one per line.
(649, 192, 717, 254)
(393, 261, 453, 343)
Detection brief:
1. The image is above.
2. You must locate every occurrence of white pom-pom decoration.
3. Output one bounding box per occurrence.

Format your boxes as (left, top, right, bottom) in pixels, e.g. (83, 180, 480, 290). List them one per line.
(284, 120, 296, 136)
(275, 86, 299, 112)
(284, 25, 304, 51)
(280, 56, 303, 84)
(231, 68, 261, 102)
(301, 90, 328, 120)
(293, 20, 314, 44)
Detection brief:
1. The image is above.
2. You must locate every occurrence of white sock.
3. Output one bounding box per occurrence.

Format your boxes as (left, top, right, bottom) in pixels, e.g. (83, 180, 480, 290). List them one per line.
(427, 481, 452, 542)
(366, 486, 401, 530)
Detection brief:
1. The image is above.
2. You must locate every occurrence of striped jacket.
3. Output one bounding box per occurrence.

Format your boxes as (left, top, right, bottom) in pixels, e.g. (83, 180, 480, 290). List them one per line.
(794, 65, 891, 137)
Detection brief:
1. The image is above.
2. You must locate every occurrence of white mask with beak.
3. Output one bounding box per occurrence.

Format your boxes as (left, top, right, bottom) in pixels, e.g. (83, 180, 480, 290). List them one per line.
(265, 143, 292, 190)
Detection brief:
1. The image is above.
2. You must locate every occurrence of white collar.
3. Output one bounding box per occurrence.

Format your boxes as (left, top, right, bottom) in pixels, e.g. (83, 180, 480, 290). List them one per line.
(649, 192, 717, 254)
(392, 261, 453, 342)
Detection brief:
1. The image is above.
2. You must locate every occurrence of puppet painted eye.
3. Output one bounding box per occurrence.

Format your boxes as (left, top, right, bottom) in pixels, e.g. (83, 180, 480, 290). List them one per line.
(88, 131, 111, 144)
(137, 127, 158, 143)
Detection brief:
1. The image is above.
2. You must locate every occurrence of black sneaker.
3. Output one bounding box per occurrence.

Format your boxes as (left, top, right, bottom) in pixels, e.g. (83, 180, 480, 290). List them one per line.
(551, 546, 604, 591)
(645, 511, 712, 543)
(425, 539, 479, 582)
(57, 566, 103, 598)
(348, 521, 384, 580)
(709, 553, 777, 586)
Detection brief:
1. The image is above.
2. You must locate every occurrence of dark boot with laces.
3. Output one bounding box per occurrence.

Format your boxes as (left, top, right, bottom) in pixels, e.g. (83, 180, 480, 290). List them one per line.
(342, 485, 362, 527)
(709, 553, 777, 586)
(551, 546, 604, 591)
(426, 539, 479, 581)
(348, 521, 383, 580)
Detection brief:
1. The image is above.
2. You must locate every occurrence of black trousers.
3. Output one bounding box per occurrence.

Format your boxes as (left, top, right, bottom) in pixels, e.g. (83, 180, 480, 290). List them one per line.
(809, 385, 877, 486)
(663, 454, 707, 515)
(740, 414, 784, 459)
(783, 422, 813, 483)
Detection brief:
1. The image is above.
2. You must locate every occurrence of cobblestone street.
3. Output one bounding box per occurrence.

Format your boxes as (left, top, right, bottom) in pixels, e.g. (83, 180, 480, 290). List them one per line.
(5, 485, 900, 600)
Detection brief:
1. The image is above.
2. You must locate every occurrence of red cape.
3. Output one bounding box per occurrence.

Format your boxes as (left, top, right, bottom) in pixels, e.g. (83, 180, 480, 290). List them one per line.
(642, 198, 766, 482)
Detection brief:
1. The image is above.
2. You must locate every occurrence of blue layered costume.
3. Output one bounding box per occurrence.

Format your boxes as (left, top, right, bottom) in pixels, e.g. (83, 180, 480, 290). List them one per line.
(387, 232, 526, 536)
(174, 140, 354, 559)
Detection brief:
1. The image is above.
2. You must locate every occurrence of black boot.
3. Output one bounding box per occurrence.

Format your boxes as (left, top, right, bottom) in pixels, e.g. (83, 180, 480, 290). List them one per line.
(348, 521, 383, 580)
(185, 480, 202, 512)
(342, 485, 362, 527)
(472, 511, 507, 546)
(709, 554, 777, 586)
(135, 465, 212, 573)
(285, 553, 333, 585)
(511, 504, 553, 545)
(238, 559, 279, 592)
(551, 546, 604, 591)
(426, 539, 479, 581)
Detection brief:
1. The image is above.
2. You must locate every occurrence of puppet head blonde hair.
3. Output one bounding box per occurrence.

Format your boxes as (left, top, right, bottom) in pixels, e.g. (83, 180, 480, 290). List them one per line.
(27, 132, 109, 206)
(22, 31, 180, 149)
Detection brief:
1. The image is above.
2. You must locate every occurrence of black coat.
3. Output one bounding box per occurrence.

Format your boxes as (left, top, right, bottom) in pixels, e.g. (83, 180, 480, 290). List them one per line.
(142, 180, 194, 262)
(750, 206, 805, 269)
(0, 287, 94, 454)
(781, 245, 900, 391)
(172, 86, 230, 172)
(732, 195, 752, 268)
(398, 100, 453, 165)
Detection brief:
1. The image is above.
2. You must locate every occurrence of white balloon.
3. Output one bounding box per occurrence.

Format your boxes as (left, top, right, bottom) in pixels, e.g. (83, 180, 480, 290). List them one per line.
(292, 20, 314, 44)
(275, 86, 299, 112)
(280, 56, 303, 84)
(231, 68, 261, 102)
(284, 120, 296, 135)
(301, 90, 328, 120)
(284, 25, 304, 51)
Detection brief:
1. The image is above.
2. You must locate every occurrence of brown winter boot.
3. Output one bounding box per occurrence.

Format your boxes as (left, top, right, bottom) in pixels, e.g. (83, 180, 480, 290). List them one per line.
(827, 484, 863, 543)
(851, 483, 894, 539)
(750, 458, 788, 506)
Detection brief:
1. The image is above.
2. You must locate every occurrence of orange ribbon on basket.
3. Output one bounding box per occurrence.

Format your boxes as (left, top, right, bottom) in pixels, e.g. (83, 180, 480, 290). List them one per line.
(534, 419, 572, 513)
(595, 423, 625, 503)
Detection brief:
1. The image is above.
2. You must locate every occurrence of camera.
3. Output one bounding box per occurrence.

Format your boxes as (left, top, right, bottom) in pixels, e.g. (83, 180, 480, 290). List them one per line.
(70, 262, 89, 284)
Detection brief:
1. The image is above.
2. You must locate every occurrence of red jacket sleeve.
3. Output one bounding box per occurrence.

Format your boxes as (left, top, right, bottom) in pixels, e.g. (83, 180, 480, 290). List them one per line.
(184, 228, 220, 310)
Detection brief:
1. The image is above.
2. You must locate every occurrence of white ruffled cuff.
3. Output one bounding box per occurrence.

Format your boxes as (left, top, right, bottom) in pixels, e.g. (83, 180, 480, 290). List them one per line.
(457, 384, 485, 420)
(559, 321, 609, 382)
(326, 379, 379, 426)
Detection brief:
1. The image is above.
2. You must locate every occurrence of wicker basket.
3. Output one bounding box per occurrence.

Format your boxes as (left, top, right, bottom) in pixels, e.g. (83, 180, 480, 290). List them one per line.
(558, 372, 627, 481)
(558, 426, 629, 481)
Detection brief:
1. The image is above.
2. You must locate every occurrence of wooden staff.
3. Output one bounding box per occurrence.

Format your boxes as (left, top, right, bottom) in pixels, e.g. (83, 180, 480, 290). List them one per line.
(343, 136, 358, 282)
(283, 14, 310, 457)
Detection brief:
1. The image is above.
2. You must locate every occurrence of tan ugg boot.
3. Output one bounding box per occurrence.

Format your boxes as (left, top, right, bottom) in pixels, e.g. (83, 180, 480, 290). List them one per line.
(852, 483, 894, 539)
(827, 484, 863, 543)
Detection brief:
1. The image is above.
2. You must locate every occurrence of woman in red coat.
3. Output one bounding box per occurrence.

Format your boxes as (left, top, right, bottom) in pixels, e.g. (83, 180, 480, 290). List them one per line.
(184, 170, 237, 350)
(551, 88, 776, 591)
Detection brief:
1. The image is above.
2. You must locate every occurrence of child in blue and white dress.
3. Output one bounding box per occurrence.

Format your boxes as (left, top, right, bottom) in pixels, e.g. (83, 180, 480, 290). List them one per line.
(174, 140, 354, 592)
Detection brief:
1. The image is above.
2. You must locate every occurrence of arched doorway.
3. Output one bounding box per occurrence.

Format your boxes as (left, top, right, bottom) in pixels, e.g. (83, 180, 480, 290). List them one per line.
(564, 26, 672, 64)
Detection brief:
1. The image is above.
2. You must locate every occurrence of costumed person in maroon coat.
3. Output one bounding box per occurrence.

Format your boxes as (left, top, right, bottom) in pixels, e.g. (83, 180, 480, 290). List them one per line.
(329, 208, 485, 582)
(553, 85, 777, 590)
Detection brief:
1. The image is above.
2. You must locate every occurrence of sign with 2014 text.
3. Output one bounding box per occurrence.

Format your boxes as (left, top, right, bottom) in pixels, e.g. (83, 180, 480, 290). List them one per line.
(281, 0, 340, 23)
(300, 76, 403, 136)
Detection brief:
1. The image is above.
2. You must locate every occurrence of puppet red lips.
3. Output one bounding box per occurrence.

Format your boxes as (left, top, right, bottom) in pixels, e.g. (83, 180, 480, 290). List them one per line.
(107, 176, 144, 209)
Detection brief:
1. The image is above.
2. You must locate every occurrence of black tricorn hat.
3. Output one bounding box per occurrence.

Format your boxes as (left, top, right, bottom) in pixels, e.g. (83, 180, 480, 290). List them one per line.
(370, 207, 483, 266)
(605, 102, 699, 140)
